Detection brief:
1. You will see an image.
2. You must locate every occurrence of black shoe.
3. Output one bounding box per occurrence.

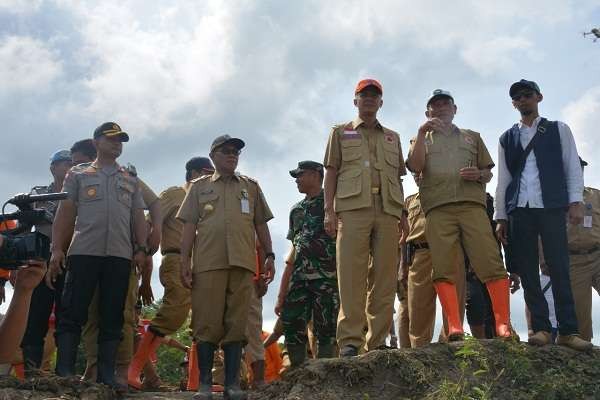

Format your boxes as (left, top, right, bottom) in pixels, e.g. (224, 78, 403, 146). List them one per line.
(22, 345, 44, 375)
(97, 340, 127, 394)
(55, 332, 80, 377)
(194, 342, 216, 399)
(222, 342, 247, 400)
(286, 343, 307, 367)
(340, 344, 358, 357)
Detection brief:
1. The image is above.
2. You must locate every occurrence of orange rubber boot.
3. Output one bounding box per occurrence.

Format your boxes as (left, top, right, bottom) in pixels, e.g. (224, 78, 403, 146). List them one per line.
(485, 278, 511, 338)
(127, 330, 160, 389)
(187, 342, 199, 391)
(433, 281, 464, 341)
(13, 363, 24, 380)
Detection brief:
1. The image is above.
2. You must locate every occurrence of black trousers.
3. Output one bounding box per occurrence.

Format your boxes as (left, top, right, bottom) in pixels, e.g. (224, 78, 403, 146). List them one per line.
(20, 272, 64, 348)
(56, 255, 131, 343)
(465, 274, 495, 338)
(509, 207, 578, 335)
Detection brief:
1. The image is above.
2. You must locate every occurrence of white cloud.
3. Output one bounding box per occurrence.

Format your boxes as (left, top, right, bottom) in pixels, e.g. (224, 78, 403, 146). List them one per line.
(460, 36, 533, 77)
(561, 86, 600, 166)
(0, 0, 43, 14)
(0, 36, 62, 93)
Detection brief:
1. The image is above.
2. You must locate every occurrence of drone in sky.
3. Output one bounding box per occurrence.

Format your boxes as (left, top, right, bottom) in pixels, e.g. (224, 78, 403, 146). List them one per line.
(583, 28, 600, 42)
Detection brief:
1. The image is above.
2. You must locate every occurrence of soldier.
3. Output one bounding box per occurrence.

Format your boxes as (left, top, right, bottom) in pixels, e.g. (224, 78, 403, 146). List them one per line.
(567, 158, 600, 342)
(407, 89, 511, 341)
(128, 156, 215, 389)
(324, 78, 407, 356)
(19, 150, 72, 375)
(403, 172, 466, 347)
(495, 80, 591, 350)
(177, 134, 274, 400)
(275, 161, 338, 366)
(47, 122, 148, 389)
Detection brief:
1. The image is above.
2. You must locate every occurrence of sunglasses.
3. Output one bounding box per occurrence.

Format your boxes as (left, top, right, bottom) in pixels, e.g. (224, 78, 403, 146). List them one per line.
(218, 148, 241, 156)
(511, 91, 536, 101)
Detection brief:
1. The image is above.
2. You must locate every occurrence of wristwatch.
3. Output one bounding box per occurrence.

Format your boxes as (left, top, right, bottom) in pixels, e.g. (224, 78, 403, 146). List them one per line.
(135, 245, 149, 256)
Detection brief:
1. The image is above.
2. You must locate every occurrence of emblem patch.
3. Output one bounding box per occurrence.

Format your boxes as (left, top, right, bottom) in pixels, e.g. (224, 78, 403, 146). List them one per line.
(384, 134, 394, 144)
(464, 135, 475, 145)
(87, 187, 97, 198)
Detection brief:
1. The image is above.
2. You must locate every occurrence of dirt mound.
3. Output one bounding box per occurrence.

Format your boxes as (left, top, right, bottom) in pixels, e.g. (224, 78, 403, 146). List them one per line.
(2, 339, 599, 400)
(251, 339, 600, 400)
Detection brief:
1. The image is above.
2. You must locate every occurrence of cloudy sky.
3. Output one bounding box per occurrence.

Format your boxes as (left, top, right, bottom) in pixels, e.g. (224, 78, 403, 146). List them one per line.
(1, 0, 599, 343)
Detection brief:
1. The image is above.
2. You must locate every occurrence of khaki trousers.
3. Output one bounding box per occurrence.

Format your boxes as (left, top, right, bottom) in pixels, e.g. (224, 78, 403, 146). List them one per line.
(83, 267, 138, 368)
(151, 254, 191, 335)
(396, 282, 410, 348)
(408, 249, 466, 347)
(569, 251, 600, 341)
(245, 287, 265, 363)
(336, 195, 400, 351)
(425, 203, 506, 283)
(191, 267, 253, 345)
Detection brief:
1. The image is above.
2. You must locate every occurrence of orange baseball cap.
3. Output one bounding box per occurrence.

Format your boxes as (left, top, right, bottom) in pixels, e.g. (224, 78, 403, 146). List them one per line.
(355, 78, 383, 95)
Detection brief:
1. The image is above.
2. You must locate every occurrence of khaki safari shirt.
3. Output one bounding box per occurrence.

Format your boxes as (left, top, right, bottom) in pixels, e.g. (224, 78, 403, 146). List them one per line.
(63, 162, 145, 260)
(408, 127, 494, 214)
(159, 185, 186, 252)
(405, 192, 426, 244)
(567, 187, 600, 254)
(324, 117, 406, 218)
(176, 171, 273, 274)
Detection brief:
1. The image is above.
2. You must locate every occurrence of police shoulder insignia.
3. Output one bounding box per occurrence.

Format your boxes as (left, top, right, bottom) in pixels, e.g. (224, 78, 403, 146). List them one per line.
(125, 163, 138, 177)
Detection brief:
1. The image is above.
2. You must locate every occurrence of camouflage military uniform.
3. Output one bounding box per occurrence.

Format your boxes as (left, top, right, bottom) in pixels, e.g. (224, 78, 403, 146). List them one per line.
(281, 190, 339, 346)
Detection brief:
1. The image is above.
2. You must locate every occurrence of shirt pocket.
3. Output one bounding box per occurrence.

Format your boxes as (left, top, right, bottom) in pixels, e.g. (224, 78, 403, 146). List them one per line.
(116, 176, 136, 208)
(197, 192, 219, 222)
(79, 177, 103, 202)
(384, 146, 400, 168)
(336, 169, 362, 199)
(459, 142, 477, 168)
(341, 139, 362, 163)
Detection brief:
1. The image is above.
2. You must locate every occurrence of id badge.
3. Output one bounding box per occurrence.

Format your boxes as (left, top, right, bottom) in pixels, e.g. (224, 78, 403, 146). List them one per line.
(584, 215, 592, 228)
(241, 198, 250, 214)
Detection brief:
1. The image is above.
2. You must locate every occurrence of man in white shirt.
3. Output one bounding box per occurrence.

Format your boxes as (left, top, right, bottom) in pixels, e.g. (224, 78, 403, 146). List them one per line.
(495, 79, 591, 351)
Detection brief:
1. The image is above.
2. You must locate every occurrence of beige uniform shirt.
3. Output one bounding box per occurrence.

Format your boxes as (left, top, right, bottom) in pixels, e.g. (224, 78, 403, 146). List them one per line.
(176, 172, 273, 273)
(568, 187, 600, 253)
(63, 162, 145, 260)
(159, 185, 186, 252)
(409, 127, 494, 214)
(324, 117, 406, 218)
(405, 193, 426, 244)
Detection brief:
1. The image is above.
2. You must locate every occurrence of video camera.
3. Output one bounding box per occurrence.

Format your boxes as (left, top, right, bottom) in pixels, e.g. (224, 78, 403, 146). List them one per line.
(0, 192, 68, 269)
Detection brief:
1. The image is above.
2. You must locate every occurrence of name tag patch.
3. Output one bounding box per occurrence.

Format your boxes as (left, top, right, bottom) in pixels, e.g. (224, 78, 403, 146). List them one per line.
(584, 215, 592, 228)
(342, 129, 361, 140)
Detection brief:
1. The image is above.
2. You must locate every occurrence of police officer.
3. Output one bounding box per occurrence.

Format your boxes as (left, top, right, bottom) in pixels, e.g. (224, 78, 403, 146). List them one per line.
(177, 135, 274, 400)
(324, 78, 407, 356)
(128, 156, 215, 389)
(19, 150, 72, 375)
(567, 158, 600, 342)
(407, 89, 510, 341)
(276, 161, 338, 366)
(48, 122, 148, 388)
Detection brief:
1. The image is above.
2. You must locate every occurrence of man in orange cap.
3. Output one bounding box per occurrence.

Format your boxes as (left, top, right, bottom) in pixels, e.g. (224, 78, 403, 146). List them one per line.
(324, 78, 407, 356)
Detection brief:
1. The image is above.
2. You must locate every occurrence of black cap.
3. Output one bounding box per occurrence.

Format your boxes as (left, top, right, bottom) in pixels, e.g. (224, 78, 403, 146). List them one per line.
(509, 79, 541, 97)
(186, 157, 214, 172)
(210, 134, 245, 153)
(93, 122, 129, 142)
(289, 160, 324, 178)
(580, 157, 588, 167)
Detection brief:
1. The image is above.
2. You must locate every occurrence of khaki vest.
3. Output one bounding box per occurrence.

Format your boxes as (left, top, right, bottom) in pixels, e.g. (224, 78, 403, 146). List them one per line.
(567, 187, 600, 253)
(334, 123, 404, 218)
(420, 128, 486, 214)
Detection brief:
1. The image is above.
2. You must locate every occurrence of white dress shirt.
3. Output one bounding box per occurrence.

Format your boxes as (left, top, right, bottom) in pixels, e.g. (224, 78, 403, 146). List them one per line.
(494, 116, 583, 220)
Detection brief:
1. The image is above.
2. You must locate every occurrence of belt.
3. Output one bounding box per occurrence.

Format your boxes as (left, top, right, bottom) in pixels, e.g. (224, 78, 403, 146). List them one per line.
(371, 187, 380, 194)
(161, 248, 181, 256)
(569, 245, 600, 256)
(410, 242, 429, 250)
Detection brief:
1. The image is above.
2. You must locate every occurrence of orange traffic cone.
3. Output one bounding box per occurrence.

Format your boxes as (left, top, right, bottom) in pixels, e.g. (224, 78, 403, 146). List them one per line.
(434, 281, 464, 341)
(187, 342, 199, 391)
(485, 278, 512, 338)
(128, 330, 161, 389)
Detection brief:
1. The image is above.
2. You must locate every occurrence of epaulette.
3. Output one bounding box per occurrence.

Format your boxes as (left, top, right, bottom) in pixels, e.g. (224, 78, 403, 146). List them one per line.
(71, 162, 92, 171)
(190, 175, 210, 184)
(239, 175, 258, 185)
(159, 186, 184, 197)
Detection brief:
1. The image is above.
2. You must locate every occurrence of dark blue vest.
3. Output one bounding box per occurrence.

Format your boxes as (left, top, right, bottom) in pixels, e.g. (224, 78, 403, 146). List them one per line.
(499, 119, 568, 215)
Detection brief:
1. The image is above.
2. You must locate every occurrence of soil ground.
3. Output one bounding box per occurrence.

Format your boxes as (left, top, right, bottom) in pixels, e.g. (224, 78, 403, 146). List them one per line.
(2, 339, 599, 400)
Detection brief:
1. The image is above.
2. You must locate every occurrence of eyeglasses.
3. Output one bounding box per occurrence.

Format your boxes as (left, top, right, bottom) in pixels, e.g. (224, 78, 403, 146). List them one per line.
(218, 148, 241, 156)
(511, 91, 536, 101)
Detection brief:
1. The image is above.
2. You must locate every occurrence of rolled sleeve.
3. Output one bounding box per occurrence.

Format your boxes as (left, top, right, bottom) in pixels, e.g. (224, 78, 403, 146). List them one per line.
(323, 127, 341, 169)
(253, 184, 274, 225)
(477, 136, 495, 170)
(176, 185, 200, 224)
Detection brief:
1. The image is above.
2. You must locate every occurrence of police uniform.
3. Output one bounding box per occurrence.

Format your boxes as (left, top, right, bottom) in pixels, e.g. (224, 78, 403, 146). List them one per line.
(404, 192, 466, 347)
(324, 116, 406, 352)
(567, 187, 600, 341)
(82, 177, 158, 379)
(56, 161, 145, 377)
(282, 186, 338, 364)
(408, 122, 508, 339)
(177, 171, 273, 345)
